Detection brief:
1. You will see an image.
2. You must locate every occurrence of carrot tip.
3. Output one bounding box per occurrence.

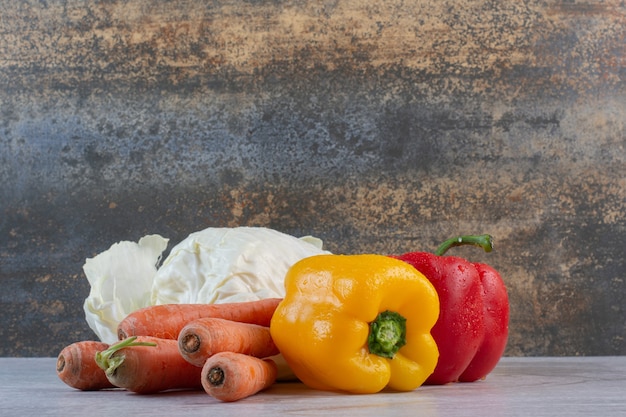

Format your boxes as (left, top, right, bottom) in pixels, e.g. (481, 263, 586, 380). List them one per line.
(56, 355, 66, 373)
(207, 366, 225, 387)
(180, 333, 201, 354)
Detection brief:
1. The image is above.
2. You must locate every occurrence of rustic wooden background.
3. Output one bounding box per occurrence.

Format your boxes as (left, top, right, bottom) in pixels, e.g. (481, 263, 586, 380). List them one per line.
(1, 0, 624, 357)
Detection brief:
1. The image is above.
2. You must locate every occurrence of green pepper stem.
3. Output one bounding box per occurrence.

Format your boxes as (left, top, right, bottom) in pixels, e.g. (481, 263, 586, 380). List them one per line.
(434, 234, 494, 256)
(367, 310, 407, 359)
(95, 336, 157, 377)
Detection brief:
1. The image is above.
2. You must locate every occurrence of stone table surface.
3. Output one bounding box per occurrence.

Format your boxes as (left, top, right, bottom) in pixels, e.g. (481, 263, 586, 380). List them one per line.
(1, 356, 625, 416)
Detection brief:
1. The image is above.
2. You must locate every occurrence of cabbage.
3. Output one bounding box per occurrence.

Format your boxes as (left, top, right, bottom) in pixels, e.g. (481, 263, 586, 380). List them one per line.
(151, 227, 329, 305)
(82, 234, 169, 344)
(82, 227, 330, 344)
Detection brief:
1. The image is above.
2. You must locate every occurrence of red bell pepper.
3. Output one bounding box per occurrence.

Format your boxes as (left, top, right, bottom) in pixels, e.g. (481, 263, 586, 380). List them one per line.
(391, 234, 509, 384)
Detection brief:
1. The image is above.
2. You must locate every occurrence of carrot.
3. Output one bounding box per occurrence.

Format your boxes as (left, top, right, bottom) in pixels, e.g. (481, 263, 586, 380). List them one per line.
(178, 317, 280, 367)
(201, 352, 277, 402)
(117, 298, 282, 340)
(95, 336, 203, 394)
(56, 341, 115, 390)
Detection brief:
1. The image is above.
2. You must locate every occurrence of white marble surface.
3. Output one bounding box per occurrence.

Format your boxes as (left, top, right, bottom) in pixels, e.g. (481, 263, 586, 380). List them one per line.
(1, 356, 624, 416)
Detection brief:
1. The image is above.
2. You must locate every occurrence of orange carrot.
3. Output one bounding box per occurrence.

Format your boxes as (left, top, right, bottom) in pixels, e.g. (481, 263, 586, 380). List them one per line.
(117, 298, 282, 340)
(56, 341, 115, 390)
(201, 352, 277, 402)
(95, 336, 203, 394)
(178, 317, 280, 367)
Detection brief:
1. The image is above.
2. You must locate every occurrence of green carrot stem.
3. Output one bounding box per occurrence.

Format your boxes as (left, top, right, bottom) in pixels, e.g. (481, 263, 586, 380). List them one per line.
(95, 336, 157, 377)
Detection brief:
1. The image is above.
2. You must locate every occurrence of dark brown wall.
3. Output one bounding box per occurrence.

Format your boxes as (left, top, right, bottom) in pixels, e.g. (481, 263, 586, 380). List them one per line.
(1, 0, 624, 357)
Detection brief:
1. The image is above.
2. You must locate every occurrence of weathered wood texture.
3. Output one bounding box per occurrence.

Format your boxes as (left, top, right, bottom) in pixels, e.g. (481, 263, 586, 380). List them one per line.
(0, 1, 624, 356)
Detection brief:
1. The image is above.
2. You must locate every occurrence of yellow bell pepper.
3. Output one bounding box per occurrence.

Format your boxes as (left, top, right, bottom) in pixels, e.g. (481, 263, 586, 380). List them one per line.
(270, 254, 440, 394)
